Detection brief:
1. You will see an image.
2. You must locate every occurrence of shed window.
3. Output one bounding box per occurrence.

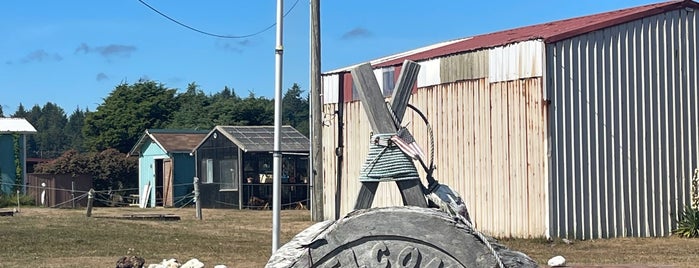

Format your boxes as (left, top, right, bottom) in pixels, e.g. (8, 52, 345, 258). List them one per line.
(382, 68, 395, 97)
(202, 159, 213, 184)
(220, 159, 239, 191)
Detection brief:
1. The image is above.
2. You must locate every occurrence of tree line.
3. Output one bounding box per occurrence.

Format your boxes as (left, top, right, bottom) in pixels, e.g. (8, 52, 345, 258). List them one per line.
(1, 80, 309, 193)
(3, 80, 309, 158)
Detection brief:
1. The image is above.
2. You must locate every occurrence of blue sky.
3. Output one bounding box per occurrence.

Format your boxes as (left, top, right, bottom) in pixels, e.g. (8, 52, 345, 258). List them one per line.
(1, 0, 660, 113)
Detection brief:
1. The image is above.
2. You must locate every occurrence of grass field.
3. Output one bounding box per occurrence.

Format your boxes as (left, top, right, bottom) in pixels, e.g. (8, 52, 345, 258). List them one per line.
(1, 207, 698, 267)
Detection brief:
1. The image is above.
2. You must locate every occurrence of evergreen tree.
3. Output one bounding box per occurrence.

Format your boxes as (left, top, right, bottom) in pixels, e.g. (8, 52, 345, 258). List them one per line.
(83, 81, 178, 153)
(282, 83, 309, 136)
(11, 103, 28, 118)
(64, 107, 86, 151)
(35, 102, 69, 158)
(168, 82, 212, 130)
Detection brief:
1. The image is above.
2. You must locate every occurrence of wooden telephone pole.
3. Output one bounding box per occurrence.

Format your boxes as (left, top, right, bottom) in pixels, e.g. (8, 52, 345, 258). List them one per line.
(310, 0, 324, 222)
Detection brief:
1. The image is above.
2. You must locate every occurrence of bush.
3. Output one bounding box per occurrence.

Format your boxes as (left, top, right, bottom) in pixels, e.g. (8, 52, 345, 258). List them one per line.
(673, 205, 699, 238)
(0, 194, 36, 208)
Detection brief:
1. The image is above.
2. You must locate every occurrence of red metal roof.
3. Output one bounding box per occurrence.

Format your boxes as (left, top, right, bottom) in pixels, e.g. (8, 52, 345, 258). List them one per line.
(375, 0, 699, 68)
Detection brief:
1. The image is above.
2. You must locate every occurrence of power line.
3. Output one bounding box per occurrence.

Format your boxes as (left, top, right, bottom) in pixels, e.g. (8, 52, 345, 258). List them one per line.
(137, 0, 300, 39)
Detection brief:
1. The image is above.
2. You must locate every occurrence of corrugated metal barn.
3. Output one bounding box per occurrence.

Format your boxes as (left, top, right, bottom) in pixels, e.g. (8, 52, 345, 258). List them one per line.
(320, 0, 699, 239)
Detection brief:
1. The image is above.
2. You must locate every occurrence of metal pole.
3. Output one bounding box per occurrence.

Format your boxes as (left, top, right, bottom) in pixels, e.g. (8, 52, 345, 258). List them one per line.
(310, 0, 324, 222)
(272, 0, 284, 253)
(194, 177, 202, 220)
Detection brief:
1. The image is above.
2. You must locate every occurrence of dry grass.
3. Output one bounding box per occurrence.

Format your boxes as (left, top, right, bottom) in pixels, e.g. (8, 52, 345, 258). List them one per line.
(1, 207, 698, 267)
(0, 207, 313, 268)
(500, 236, 699, 267)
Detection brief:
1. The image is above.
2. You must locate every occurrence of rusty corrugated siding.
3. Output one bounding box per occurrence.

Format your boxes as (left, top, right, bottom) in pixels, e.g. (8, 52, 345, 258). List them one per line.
(321, 77, 549, 238)
(489, 40, 544, 82)
(439, 50, 489, 82)
(547, 7, 698, 239)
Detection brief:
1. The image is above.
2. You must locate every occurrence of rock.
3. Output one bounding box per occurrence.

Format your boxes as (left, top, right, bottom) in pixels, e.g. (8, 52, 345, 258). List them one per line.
(181, 258, 204, 268)
(266, 206, 538, 267)
(116, 256, 145, 268)
(213, 265, 228, 268)
(148, 259, 180, 268)
(547, 255, 566, 267)
(562, 238, 574, 245)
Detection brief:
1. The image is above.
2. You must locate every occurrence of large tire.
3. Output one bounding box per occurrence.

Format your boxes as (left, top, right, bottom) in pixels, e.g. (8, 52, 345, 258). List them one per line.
(267, 206, 537, 267)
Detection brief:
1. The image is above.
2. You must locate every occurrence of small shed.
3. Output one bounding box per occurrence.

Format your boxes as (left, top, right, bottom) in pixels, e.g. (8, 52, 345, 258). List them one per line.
(192, 125, 310, 209)
(128, 129, 208, 207)
(0, 118, 37, 195)
(26, 173, 92, 208)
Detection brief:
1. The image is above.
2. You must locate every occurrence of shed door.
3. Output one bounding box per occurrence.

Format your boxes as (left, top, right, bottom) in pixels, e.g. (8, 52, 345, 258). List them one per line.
(163, 159, 173, 207)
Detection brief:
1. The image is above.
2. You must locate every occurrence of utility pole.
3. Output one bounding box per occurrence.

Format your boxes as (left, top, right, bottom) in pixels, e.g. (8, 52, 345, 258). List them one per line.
(272, 0, 284, 253)
(310, 0, 324, 222)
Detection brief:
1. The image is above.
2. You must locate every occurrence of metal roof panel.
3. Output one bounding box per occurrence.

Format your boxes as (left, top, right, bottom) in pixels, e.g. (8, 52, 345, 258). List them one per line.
(0, 118, 37, 134)
(217, 125, 309, 152)
(331, 0, 699, 69)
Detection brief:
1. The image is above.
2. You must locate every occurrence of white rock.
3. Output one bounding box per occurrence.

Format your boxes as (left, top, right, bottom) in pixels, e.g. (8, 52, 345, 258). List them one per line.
(547, 255, 566, 267)
(214, 265, 228, 268)
(148, 258, 180, 268)
(181, 258, 204, 268)
(162, 259, 181, 268)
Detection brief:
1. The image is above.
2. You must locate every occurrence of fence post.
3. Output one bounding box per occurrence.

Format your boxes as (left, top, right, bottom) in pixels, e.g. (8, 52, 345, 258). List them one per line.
(86, 189, 94, 217)
(71, 180, 75, 209)
(16, 190, 20, 213)
(194, 177, 202, 220)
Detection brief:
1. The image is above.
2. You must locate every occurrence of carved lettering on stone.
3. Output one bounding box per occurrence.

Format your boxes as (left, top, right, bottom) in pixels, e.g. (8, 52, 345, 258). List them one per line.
(370, 242, 390, 267)
(396, 246, 420, 268)
(314, 240, 457, 267)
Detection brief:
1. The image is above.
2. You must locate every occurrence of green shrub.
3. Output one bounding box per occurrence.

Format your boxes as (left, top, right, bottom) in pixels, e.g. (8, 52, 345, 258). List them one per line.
(673, 205, 699, 238)
(0, 194, 36, 208)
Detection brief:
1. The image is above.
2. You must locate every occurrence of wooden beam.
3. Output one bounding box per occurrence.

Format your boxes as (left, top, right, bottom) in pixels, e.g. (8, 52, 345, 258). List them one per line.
(351, 63, 396, 134)
(396, 180, 427, 207)
(353, 182, 379, 210)
(351, 61, 427, 209)
(390, 60, 421, 125)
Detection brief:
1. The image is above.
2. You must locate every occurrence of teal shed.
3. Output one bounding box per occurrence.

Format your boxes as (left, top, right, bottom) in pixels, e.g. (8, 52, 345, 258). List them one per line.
(128, 129, 208, 207)
(0, 118, 37, 195)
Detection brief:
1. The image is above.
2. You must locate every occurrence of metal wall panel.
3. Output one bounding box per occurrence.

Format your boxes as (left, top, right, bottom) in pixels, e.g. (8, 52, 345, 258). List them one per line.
(490, 40, 544, 83)
(321, 77, 549, 238)
(547, 8, 698, 239)
(373, 68, 384, 92)
(417, 58, 442, 87)
(322, 74, 340, 104)
(440, 50, 489, 82)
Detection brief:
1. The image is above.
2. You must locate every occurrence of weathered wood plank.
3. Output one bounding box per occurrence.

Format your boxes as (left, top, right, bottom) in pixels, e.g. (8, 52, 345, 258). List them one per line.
(390, 60, 421, 124)
(352, 61, 429, 209)
(353, 182, 379, 210)
(351, 63, 395, 134)
(0, 210, 15, 216)
(395, 180, 427, 207)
